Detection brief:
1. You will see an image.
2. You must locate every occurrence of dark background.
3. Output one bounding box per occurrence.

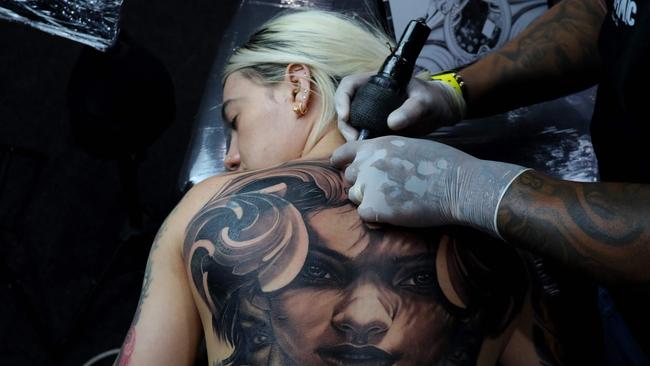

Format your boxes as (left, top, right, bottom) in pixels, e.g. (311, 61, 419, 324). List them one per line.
(0, 1, 238, 364)
(0, 1, 602, 365)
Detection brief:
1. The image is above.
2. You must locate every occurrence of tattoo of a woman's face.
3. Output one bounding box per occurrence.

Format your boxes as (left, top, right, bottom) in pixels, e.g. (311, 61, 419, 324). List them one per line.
(184, 161, 528, 366)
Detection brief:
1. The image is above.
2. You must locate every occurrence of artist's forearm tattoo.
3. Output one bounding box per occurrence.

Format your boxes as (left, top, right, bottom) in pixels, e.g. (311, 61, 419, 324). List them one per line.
(498, 171, 650, 284)
(184, 161, 532, 366)
(465, 0, 607, 117)
(496, 0, 604, 72)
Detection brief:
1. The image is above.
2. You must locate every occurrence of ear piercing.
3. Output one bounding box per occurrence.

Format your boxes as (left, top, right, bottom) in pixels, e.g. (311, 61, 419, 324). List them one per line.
(293, 89, 308, 116)
(293, 101, 307, 116)
(294, 88, 308, 97)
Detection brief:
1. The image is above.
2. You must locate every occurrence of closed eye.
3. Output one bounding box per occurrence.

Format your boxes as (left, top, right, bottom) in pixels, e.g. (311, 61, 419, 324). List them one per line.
(227, 116, 238, 131)
(225, 117, 238, 151)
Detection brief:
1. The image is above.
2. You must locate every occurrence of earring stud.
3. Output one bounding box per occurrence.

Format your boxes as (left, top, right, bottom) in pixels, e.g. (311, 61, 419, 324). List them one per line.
(293, 102, 307, 116)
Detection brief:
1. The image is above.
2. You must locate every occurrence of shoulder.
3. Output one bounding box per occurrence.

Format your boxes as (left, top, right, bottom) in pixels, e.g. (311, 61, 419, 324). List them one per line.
(177, 160, 346, 249)
(188, 160, 344, 203)
(165, 174, 233, 229)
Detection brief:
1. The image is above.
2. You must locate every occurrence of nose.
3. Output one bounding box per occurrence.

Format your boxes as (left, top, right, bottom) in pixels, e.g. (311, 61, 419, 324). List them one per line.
(224, 133, 241, 172)
(332, 282, 393, 345)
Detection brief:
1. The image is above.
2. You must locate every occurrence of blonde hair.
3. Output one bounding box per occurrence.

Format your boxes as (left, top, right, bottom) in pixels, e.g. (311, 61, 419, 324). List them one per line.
(224, 10, 394, 147)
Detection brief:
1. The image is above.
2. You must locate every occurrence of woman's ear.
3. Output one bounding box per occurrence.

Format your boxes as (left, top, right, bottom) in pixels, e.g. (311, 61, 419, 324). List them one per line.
(285, 63, 312, 117)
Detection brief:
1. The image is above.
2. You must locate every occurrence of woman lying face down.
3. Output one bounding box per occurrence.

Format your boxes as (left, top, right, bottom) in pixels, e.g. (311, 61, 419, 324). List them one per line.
(220, 9, 398, 173)
(184, 161, 531, 366)
(186, 9, 549, 366)
(113, 9, 560, 366)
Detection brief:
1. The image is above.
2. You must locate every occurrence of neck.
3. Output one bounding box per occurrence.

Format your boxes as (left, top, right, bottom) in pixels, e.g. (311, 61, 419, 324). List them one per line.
(298, 126, 346, 162)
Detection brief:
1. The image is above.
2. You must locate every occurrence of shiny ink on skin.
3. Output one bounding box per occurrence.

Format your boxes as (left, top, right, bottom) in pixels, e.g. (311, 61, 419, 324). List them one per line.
(267, 205, 455, 366)
(184, 162, 531, 365)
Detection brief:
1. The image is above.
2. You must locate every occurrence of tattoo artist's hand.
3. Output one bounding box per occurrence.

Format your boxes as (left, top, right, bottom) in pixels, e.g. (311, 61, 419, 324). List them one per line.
(335, 73, 466, 142)
(331, 136, 527, 237)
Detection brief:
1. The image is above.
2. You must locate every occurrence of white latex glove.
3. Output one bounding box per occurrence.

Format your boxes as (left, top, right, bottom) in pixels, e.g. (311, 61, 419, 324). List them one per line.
(331, 136, 529, 238)
(335, 73, 466, 141)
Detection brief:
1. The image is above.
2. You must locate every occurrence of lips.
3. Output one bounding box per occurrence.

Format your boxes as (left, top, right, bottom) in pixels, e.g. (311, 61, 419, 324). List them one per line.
(316, 344, 401, 366)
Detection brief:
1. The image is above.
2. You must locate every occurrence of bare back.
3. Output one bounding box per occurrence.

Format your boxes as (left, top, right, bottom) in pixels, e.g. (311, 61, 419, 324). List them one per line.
(182, 161, 534, 366)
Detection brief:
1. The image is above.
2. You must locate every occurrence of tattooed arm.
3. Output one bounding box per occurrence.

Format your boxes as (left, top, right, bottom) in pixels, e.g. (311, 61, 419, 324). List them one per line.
(498, 170, 650, 285)
(334, 0, 607, 139)
(113, 184, 215, 365)
(334, 137, 650, 285)
(462, 0, 607, 118)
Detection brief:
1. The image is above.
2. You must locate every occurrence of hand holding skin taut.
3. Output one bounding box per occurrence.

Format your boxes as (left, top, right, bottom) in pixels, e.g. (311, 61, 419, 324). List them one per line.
(331, 136, 527, 238)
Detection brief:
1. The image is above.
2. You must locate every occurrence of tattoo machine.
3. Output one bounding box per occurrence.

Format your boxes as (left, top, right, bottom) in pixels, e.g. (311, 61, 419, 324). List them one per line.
(348, 18, 431, 140)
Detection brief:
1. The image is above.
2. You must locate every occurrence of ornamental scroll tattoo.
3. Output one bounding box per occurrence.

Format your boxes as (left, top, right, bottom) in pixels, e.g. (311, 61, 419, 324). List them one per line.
(183, 161, 530, 366)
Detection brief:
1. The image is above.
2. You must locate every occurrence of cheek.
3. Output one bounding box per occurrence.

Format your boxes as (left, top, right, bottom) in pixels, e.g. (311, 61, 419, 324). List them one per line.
(390, 297, 455, 364)
(235, 126, 274, 169)
(263, 103, 309, 149)
(269, 289, 343, 358)
(239, 108, 302, 168)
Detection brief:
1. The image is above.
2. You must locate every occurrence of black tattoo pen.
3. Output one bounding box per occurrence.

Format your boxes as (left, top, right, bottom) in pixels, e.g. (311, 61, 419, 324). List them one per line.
(348, 18, 431, 140)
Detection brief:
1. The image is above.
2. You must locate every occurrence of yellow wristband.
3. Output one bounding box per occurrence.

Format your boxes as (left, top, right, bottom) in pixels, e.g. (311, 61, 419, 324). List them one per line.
(430, 72, 465, 98)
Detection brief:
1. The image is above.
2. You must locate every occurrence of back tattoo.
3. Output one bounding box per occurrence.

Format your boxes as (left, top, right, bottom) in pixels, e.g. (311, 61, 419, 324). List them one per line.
(184, 161, 528, 366)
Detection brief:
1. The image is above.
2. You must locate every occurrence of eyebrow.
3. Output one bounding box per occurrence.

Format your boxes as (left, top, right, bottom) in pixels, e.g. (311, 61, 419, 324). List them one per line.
(392, 252, 436, 265)
(309, 245, 353, 263)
